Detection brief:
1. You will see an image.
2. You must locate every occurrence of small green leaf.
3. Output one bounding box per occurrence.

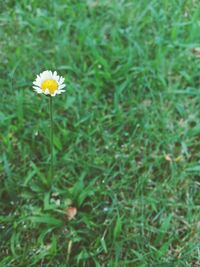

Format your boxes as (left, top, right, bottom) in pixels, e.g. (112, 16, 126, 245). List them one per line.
(114, 215, 122, 240)
(187, 166, 200, 171)
(155, 214, 173, 244)
(100, 238, 108, 253)
(28, 215, 63, 226)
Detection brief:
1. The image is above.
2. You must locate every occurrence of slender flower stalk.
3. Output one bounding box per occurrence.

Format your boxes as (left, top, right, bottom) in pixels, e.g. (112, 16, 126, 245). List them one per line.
(32, 70, 66, 181)
(50, 97, 54, 181)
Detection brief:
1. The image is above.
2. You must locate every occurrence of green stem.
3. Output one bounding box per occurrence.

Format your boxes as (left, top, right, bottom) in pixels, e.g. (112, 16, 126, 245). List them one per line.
(49, 97, 54, 181)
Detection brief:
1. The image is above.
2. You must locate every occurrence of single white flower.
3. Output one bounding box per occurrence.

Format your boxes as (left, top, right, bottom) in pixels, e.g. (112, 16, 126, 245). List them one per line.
(33, 70, 66, 96)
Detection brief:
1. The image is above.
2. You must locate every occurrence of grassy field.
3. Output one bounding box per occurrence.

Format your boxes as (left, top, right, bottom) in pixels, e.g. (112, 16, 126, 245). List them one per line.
(0, 0, 200, 266)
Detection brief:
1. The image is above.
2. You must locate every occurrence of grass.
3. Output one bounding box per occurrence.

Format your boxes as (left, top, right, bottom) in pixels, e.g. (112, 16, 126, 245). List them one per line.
(0, 0, 200, 266)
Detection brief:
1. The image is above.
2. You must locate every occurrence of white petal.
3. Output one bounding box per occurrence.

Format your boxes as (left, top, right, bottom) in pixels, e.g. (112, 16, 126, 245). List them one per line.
(58, 84, 66, 89)
(57, 89, 65, 93)
(40, 70, 53, 82)
(44, 89, 50, 95)
(33, 81, 41, 87)
(36, 89, 43, 94)
(33, 86, 43, 93)
(57, 89, 65, 95)
(35, 76, 42, 82)
(53, 71, 58, 80)
(35, 79, 42, 86)
(58, 77, 65, 84)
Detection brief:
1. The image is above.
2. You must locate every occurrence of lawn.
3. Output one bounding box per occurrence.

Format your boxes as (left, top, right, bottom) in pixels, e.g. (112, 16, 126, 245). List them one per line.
(0, 0, 200, 266)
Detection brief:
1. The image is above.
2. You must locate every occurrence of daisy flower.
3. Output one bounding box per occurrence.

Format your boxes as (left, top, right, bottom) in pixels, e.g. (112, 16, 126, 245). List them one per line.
(33, 70, 66, 96)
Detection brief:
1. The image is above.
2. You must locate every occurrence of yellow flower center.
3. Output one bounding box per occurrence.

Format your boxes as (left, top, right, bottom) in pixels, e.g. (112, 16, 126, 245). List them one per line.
(41, 79, 58, 94)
